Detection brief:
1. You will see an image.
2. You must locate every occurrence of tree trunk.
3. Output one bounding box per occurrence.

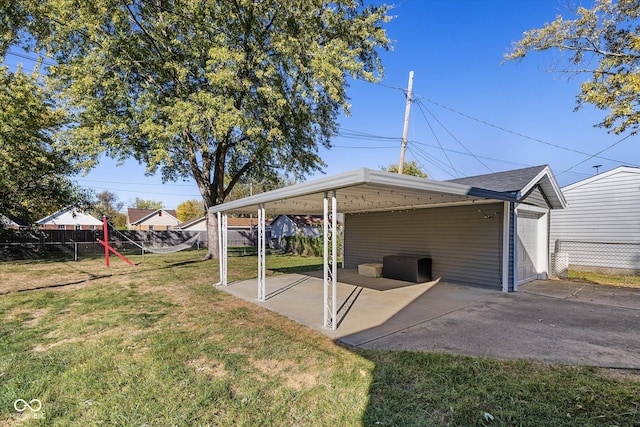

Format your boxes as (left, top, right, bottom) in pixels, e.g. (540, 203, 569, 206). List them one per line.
(202, 209, 219, 260)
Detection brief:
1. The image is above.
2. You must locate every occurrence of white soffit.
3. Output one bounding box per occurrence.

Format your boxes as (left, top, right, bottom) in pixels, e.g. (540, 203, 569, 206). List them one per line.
(211, 168, 518, 215)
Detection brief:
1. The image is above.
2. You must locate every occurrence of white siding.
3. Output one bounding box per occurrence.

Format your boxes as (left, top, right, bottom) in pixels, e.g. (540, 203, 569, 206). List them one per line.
(344, 203, 504, 287)
(551, 169, 640, 242)
(549, 167, 640, 270)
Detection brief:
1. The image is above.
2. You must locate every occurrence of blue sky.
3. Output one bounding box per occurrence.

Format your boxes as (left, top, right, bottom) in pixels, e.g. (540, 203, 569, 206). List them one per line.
(6, 0, 639, 210)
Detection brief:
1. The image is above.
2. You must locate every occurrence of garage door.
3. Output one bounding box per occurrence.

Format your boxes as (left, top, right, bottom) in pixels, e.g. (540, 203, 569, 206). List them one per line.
(517, 210, 542, 284)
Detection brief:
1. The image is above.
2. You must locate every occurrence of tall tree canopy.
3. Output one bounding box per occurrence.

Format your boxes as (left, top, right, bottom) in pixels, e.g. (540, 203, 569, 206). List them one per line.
(2, 0, 391, 257)
(505, 0, 640, 135)
(133, 198, 163, 210)
(382, 161, 428, 178)
(92, 190, 127, 228)
(176, 199, 205, 222)
(0, 65, 88, 225)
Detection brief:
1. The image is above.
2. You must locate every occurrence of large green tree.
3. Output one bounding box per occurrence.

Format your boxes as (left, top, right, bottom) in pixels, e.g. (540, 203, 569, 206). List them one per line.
(505, 0, 640, 135)
(2, 0, 391, 258)
(0, 65, 88, 225)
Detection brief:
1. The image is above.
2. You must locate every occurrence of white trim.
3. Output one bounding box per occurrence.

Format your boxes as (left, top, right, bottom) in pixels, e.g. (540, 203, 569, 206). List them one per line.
(210, 168, 517, 215)
(222, 213, 228, 286)
(501, 202, 510, 293)
(257, 204, 266, 301)
(512, 204, 519, 292)
(562, 166, 640, 192)
(323, 191, 338, 330)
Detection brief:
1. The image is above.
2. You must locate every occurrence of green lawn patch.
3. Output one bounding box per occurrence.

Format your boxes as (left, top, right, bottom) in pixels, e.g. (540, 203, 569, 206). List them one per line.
(1, 251, 638, 425)
(568, 270, 640, 288)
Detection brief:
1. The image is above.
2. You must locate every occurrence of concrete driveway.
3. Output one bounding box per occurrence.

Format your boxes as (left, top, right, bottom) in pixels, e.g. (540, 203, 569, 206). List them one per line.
(219, 273, 640, 369)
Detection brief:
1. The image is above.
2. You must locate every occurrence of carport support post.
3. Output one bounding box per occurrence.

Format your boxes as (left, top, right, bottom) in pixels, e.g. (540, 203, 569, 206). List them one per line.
(323, 190, 337, 330)
(217, 212, 228, 286)
(257, 204, 266, 301)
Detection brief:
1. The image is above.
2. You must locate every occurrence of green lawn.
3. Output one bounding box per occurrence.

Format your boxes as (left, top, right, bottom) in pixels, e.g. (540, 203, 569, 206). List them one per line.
(1, 252, 638, 426)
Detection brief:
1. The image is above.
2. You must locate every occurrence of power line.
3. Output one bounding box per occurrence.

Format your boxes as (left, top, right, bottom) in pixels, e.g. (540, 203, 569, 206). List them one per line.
(418, 95, 640, 167)
(414, 98, 493, 173)
(414, 99, 462, 177)
(5, 49, 56, 67)
(558, 132, 636, 176)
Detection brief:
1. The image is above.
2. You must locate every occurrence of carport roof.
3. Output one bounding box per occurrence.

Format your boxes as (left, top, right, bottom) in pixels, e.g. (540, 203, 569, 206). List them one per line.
(211, 168, 521, 215)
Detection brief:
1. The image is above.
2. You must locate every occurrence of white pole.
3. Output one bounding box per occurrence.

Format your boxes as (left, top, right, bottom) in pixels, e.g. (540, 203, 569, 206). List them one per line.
(257, 204, 266, 301)
(323, 192, 329, 328)
(331, 190, 337, 330)
(216, 212, 222, 286)
(398, 70, 414, 175)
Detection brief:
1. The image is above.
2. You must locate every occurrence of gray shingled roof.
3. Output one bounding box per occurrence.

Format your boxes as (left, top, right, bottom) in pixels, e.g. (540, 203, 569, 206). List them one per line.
(447, 165, 548, 194)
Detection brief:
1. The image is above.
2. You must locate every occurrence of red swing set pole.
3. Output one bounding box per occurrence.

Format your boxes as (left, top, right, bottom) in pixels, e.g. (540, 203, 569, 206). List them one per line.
(103, 216, 109, 267)
(98, 216, 134, 267)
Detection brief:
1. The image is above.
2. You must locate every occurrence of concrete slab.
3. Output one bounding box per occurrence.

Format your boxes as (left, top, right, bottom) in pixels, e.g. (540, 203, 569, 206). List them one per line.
(217, 273, 640, 369)
(219, 269, 443, 339)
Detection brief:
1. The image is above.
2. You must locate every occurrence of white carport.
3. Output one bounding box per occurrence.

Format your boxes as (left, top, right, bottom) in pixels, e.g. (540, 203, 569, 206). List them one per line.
(211, 168, 520, 330)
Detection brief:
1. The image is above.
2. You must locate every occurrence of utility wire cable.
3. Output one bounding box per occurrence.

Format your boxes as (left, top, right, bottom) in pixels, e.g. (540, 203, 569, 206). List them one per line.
(414, 98, 493, 173)
(419, 95, 640, 167)
(414, 99, 462, 177)
(558, 132, 636, 176)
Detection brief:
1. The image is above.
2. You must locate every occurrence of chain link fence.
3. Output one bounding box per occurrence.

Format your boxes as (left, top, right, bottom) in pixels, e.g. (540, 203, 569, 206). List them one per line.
(0, 229, 207, 261)
(552, 240, 640, 276)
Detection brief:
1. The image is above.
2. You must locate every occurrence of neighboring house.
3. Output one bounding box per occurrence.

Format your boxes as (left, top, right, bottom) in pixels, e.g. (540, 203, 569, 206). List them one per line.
(176, 216, 262, 246)
(177, 216, 207, 232)
(127, 208, 180, 231)
(549, 166, 640, 274)
(270, 215, 323, 240)
(213, 166, 566, 291)
(36, 207, 103, 230)
(226, 217, 261, 247)
(0, 214, 29, 230)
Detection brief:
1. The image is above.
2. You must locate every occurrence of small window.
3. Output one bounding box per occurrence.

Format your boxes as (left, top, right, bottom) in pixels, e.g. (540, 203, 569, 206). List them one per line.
(57, 224, 65, 230)
(148, 225, 154, 231)
(90, 225, 96, 231)
(75, 225, 81, 231)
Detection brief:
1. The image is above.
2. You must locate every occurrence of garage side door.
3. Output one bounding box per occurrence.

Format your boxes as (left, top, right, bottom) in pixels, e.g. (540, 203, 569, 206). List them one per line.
(517, 210, 543, 284)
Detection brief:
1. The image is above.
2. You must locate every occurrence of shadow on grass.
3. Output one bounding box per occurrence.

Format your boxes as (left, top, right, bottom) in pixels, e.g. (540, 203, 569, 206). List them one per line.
(1, 258, 205, 295)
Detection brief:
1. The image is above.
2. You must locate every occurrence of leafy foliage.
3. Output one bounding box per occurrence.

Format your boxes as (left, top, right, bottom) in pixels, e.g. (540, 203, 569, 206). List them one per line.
(2, 0, 391, 256)
(133, 198, 163, 210)
(91, 191, 127, 228)
(0, 66, 88, 224)
(382, 161, 428, 178)
(505, 0, 640, 134)
(175, 199, 204, 222)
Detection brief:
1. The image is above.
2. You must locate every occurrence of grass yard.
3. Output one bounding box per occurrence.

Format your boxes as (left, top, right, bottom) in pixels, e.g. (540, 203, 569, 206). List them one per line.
(1, 252, 639, 426)
(568, 270, 640, 288)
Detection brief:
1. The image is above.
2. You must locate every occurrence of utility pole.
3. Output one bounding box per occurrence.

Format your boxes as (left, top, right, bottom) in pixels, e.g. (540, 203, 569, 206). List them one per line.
(398, 70, 414, 174)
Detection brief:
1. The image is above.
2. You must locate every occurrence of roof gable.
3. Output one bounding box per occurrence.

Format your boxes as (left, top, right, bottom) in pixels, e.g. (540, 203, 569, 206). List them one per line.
(447, 165, 547, 194)
(37, 207, 103, 226)
(448, 165, 566, 209)
(128, 208, 178, 225)
(177, 216, 210, 230)
(562, 166, 640, 192)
